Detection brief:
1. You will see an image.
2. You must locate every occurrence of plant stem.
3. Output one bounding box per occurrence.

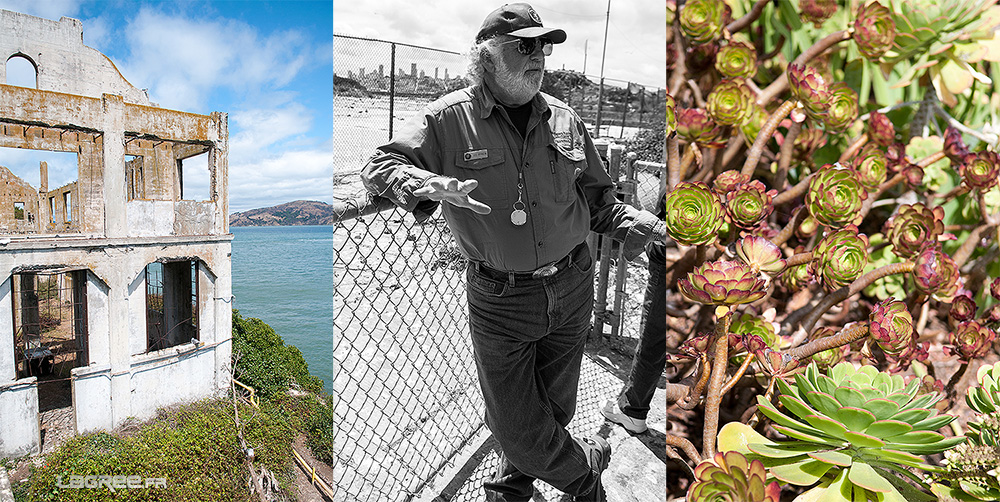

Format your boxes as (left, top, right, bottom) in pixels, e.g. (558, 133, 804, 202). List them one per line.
(665, 382, 690, 405)
(721, 353, 755, 396)
(775, 121, 801, 190)
(917, 151, 946, 168)
(944, 362, 969, 404)
(772, 206, 806, 247)
(667, 135, 681, 191)
(677, 352, 712, 410)
(839, 134, 868, 163)
(725, 0, 769, 33)
(757, 30, 851, 106)
(859, 172, 906, 220)
(679, 146, 696, 180)
(741, 100, 797, 177)
(954, 223, 997, 268)
(787, 322, 869, 360)
(702, 309, 734, 458)
(798, 261, 916, 335)
(783, 251, 814, 269)
(772, 173, 814, 206)
(666, 433, 703, 464)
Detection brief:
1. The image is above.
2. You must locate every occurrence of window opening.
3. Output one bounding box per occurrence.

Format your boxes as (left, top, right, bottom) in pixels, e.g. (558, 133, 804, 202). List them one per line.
(13, 202, 24, 220)
(125, 155, 144, 200)
(177, 150, 211, 201)
(48, 197, 55, 223)
(63, 192, 72, 222)
(5, 55, 37, 89)
(12, 270, 89, 412)
(145, 261, 199, 351)
(0, 148, 78, 234)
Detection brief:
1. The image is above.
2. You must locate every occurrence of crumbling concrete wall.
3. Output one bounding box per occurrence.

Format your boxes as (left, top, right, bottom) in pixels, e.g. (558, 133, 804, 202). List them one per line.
(0, 9, 233, 458)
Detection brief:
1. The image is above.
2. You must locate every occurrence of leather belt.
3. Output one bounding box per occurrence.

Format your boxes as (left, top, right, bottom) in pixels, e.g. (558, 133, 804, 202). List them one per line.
(475, 243, 584, 281)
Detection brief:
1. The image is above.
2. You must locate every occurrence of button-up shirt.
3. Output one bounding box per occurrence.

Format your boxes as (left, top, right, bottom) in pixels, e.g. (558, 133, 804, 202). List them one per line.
(362, 84, 664, 272)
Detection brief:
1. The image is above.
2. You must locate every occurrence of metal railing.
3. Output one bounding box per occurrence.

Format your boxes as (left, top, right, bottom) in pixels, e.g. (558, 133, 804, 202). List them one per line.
(332, 143, 664, 500)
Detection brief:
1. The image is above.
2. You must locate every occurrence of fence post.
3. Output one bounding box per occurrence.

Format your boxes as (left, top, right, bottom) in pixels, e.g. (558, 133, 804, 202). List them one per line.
(591, 140, 621, 342)
(610, 152, 637, 343)
(389, 43, 397, 140)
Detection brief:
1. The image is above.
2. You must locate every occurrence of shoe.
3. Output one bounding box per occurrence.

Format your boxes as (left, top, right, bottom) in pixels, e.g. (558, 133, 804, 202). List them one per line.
(601, 399, 647, 434)
(574, 436, 611, 502)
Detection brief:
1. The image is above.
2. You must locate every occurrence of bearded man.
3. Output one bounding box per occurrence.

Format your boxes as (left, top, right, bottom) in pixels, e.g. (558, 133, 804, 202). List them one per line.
(362, 4, 666, 501)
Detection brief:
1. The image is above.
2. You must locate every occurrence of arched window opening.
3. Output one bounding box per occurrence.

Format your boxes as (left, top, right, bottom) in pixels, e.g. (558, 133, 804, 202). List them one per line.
(6, 55, 37, 89)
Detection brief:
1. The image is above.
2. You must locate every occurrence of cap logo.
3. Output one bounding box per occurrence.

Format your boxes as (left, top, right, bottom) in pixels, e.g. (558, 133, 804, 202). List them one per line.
(527, 7, 542, 24)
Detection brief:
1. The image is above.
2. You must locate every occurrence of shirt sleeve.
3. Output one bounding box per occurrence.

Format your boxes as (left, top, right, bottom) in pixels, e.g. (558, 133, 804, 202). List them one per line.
(361, 109, 442, 212)
(577, 126, 666, 261)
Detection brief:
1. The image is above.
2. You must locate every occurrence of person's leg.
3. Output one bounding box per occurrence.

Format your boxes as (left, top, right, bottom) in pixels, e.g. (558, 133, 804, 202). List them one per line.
(617, 251, 667, 421)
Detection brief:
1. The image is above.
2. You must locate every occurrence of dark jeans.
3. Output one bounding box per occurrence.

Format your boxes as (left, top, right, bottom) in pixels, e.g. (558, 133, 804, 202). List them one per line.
(617, 248, 667, 420)
(467, 243, 600, 499)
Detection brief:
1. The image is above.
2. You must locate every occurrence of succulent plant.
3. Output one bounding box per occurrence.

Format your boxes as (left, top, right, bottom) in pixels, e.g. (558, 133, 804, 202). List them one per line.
(912, 245, 961, 300)
(944, 127, 970, 167)
(867, 111, 896, 147)
(961, 150, 1000, 191)
(725, 181, 776, 230)
(781, 261, 813, 291)
(735, 235, 785, 276)
(665, 93, 676, 136)
(854, 1, 896, 60)
(722, 362, 964, 502)
(869, 298, 915, 354)
(715, 40, 758, 79)
(679, 0, 727, 44)
(740, 103, 769, 148)
(822, 82, 859, 132)
(949, 293, 978, 322)
(731, 313, 780, 352)
(678, 260, 768, 306)
(800, 0, 838, 27)
(932, 363, 1000, 501)
(677, 108, 726, 147)
(810, 225, 869, 291)
(808, 326, 847, 368)
(791, 127, 828, 167)
(884, 203, 946, 259)
(852, 149, 888, 191)
(943, 320, 997, 363)
(664, 181, 724, 245)
(713, 170, 751, 194)
(688, 451, 781, 502)
(991, 277, 1000, 301)
(806, 164, 868, 228)
(787, 63, 831, 122)
(707, 79, 755, 126)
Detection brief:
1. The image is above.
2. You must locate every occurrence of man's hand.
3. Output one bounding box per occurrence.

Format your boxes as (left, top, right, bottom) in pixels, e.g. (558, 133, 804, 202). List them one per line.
(414, 176, 492, 215)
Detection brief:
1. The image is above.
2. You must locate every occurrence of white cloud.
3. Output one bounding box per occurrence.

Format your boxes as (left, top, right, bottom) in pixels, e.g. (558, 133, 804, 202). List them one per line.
(0, 148, 79, 189)
(0, 0, 81, 21)
(117, 7, 314, 112)
(229, 146, 333, 212)
(229, 103, 314, 157)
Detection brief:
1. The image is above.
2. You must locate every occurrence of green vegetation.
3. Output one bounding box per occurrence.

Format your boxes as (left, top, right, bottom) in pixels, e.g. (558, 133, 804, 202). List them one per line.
(232, 309, 323, 399)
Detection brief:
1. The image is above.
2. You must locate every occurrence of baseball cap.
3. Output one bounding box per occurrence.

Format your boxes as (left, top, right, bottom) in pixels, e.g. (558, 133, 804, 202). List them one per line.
(475, 3, 567, 44)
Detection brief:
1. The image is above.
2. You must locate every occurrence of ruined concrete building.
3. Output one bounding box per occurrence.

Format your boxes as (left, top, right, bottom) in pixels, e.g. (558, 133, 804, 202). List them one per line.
(0, 10, 231, 458)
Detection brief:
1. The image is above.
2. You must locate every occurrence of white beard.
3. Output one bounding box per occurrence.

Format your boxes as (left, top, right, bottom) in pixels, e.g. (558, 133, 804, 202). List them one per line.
(493, 55, 542, 106)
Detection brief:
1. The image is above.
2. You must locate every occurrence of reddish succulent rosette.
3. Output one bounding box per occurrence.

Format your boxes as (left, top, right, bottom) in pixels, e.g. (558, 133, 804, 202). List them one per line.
(822, 82, 859, 132)
(869, 298, 915, 354)
(810, 225, 869, 291)
(679, 0, 727, 44)
(949, 294, 978, 322)
(944, 321, 997, 363)
(665, 94, 676, 136)
(793, 128, 828, 165)
(884, 203, 945, 259)
(800, 0, 838, 27)
(991, 277, 1000, 301)
(944, 127, 969, 167)
(867, 111, 895, 147)
(852, 149, 888, 191)
(715, 40, 758, 78)
(854, 1, 895, 60)
(912, 245, 960, 300)
(781, 261, 812, 291)
(679, 260, 768, 306)
(707, 79, 755, 126)
(664, 181, 725, 246)
(806, 164, 868, 228)
(713, 170, 750, 194)
(725, 180, 776, 229)
(688, 451, 781, 502)
(731, 313, 779, 349)
(735, 235, 786, 276)
(787, 63, 830, 121)
(961, 150, 1000, 191)
(676, 108, 726, 147)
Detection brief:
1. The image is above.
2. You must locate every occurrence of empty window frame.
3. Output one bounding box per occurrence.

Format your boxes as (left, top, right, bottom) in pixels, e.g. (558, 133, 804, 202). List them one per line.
(11, 270, 89, 380)
(48, 197, 55, 223)
(63, 192, 72, 222)
(5, 54, 37, 89)
(177, 150, 211, 201)
(145, 261, 199, 351)
(13, 202, 24, 220)
(125, 155, 144, 200)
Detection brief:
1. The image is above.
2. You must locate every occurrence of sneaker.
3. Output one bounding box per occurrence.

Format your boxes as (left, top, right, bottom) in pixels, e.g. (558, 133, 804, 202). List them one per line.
(601, 399, 647, 434)
(574, 436, 611, 502)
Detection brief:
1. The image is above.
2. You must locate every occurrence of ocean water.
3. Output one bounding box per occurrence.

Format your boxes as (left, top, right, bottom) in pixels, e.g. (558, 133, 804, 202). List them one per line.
(231, 225, 332, 394)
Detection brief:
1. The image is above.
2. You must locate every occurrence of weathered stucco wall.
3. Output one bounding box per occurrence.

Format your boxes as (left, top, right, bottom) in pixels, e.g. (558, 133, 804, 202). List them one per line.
(0, 379, 39, 456)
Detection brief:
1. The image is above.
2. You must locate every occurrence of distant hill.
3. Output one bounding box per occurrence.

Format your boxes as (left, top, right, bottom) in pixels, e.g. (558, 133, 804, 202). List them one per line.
(229, 200, 334, 227)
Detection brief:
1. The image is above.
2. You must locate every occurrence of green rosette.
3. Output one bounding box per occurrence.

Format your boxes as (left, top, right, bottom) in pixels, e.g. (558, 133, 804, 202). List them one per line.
(869, 297, 915, 354)
(806, 164, 868, 228)
(679, 0, 726, 44)
(706, 79, 754, 127)
(823, 82, 859, 132)
(715, 40, 758, 78)
(854, 1, 896, 60)
(884, 203, 945, 259)
(688, 451, 781, 502)
(810, 225, 869, 291)
(725, 180, 775, 229)
(664, 181, 724, 246)
(678, 260, 768, 306)
(852, 149, 888, 191)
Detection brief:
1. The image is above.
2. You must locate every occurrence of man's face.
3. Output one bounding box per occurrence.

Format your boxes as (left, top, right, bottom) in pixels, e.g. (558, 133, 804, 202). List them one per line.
(489, 35, 546, 106)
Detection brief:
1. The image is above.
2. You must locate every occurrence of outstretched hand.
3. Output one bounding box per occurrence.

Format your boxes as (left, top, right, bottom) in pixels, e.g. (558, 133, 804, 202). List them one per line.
(414, 176, 492, 215)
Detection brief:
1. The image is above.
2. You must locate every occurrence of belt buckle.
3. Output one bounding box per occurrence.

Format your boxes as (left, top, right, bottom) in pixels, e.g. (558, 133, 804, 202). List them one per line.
(532, 264, 558, 279)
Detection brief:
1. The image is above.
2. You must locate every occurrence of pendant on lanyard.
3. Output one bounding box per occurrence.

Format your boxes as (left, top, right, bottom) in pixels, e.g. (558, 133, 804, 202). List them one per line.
(511, 173, 527, 226)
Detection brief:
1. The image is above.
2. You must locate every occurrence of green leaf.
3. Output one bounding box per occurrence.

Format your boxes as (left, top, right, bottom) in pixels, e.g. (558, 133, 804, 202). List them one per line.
(772, 458, 836, 486)
(891, 407, 934, 424)
(837, 407, 877, 432)
(816, 468, 853, 502)
(809, 449, 853, 467)
(772, 424, 845, 446)
(863, 448, 925, 468)
(808, 391, 846, 419)
(864, 420, 913, 438)
(910, 414, 955, 432)
(717, 421, 772, 454)
(805, 415, 850, 440)
(884, 431, 944, 444)
(835, 387, 868, 409)
(747, 441, 817, 459)
(845, 431, 887, 448)
(758, 396, 828, 436)
(781, 393, 832, 421)
(848, 462, 893, 493)
(866, 398, 901, 420)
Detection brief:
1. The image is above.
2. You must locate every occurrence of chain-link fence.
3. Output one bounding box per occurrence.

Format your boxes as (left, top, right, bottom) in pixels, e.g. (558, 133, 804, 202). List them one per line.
(333, 139, 665, 499)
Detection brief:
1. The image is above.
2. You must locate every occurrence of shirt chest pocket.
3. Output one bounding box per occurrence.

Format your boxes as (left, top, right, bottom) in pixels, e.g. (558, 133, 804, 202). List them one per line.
(453, 148, 510, 203)
(548, 142, 586, 203)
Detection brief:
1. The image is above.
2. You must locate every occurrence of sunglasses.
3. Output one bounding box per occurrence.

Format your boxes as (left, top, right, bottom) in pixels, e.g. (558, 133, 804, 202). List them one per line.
(499, 37, 553, 56)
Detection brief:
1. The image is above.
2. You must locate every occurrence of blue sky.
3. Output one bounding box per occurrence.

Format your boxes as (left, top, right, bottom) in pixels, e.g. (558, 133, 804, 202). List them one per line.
(0, 0, 333, 213)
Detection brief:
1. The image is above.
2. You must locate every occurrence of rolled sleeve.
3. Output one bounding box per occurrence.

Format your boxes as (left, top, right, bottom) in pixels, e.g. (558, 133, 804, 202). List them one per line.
(360, 108, 442, 211)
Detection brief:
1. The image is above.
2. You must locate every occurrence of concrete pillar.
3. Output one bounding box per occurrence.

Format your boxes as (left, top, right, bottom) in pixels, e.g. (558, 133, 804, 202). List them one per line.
(39, 161, 48, 193)
(211, 112, 229, 235)
(101, 93, 126, 237)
